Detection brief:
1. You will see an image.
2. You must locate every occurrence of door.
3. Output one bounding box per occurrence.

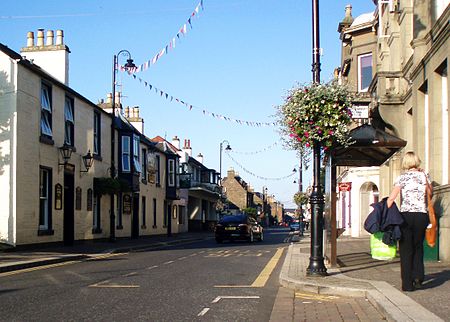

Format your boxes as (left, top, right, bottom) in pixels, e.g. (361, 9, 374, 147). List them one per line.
(132, 194, 139, 238)
(63, 169, 75, 245)
(167, 202, 172, 237)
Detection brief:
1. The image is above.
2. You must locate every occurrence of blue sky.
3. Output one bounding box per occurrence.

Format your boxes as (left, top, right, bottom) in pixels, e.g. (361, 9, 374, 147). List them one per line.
(1, 0, 375, 208)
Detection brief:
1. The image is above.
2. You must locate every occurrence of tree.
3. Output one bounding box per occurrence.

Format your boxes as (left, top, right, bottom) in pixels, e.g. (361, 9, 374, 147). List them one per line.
(294, 192, 309, 208)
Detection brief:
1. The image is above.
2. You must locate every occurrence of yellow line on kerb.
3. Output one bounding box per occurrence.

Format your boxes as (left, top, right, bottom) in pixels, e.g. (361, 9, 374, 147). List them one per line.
(251, 247, 284, 288)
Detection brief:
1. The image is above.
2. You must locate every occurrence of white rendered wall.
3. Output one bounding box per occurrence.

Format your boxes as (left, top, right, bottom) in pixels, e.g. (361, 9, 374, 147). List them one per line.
(22, 49, 69, 86)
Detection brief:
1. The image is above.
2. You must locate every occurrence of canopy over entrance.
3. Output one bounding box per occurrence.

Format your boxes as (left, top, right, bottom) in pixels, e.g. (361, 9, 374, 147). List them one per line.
(334, 124, 407, 166)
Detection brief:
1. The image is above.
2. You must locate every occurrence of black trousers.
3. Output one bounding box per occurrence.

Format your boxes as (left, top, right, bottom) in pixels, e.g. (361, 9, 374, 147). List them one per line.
(399, 212, 429, 290)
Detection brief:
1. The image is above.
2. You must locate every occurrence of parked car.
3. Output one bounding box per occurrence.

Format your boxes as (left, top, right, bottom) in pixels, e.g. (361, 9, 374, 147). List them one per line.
(215, 214, 263, 243)
(289, 221, 300, 232)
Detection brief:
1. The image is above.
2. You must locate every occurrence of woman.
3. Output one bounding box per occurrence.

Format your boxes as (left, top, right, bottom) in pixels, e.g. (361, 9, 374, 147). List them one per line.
(387, 151, 432, 292)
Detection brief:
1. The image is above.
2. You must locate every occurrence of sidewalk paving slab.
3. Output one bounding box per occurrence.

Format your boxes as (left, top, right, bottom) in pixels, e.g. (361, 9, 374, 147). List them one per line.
(278, 233, 446, 322)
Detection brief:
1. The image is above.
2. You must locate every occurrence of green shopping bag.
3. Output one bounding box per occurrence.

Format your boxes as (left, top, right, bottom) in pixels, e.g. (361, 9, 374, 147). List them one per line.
(370, 232, 397, 260)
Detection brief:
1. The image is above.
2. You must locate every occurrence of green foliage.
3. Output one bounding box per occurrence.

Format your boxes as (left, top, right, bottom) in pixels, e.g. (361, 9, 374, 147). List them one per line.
(277, 80, 354, 155)
(294, 192, 309, 207)
(94, 177, 131, 195)
(242, 207, 257, 219)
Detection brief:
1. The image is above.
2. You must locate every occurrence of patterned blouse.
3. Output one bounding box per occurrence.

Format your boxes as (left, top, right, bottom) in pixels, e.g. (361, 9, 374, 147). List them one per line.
(394, 170, 430, 213)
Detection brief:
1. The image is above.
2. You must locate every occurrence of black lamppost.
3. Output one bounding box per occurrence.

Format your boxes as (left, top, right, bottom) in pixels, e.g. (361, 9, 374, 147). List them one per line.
(109, 50, 136, 242)
(306, 0, 327, 276)
(219, 140, 231, 184)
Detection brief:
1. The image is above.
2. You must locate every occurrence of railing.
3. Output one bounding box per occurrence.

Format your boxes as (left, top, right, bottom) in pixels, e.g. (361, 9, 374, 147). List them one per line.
(178, 173, 220, 194)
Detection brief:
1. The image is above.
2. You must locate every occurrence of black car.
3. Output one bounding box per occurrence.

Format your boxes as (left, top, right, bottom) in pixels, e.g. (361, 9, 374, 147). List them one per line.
(215, 214, 263, 243)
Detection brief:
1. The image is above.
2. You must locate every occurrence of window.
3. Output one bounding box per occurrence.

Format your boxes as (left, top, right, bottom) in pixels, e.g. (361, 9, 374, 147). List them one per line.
(64, 96, 75, 146)
(93, 194, 101, 233)
(168, 159, 175, 187)
(153, 198, 157, 228)
(142, 196, 146, 228)
(122, 136, 131, 172)
(39, 167, 52, 232)
(141, 148, 147, 182)
(358, 53, 372, 92)
(93, 112, 101, 156)
(155, 155, 161, 185)
(40, 83, 52, 138)
(133, 136, 142, 173)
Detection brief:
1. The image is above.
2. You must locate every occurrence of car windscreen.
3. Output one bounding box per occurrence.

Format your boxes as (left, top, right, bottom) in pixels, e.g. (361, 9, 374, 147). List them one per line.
(219, 215, 246, 224)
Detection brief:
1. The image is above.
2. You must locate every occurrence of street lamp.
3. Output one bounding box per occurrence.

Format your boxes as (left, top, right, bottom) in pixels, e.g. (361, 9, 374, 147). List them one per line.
(219, 140, 231, 184)
(306, 0, 327, 276)
(109, 50, 136, 242)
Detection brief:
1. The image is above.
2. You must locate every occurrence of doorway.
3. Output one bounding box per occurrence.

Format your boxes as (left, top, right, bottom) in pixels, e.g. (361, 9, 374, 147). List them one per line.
(63, 169, 75, 245)
(360, 182, 379, 236)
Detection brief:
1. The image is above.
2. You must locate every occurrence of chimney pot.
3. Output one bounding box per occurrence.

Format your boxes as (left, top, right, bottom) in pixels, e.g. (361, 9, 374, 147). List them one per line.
(46, 30, 54, 46)
(36, 29, 44, 46)
(106, 93, 112, 104)
(55, 30, 64, 45)
(134, 107, 140, 118)
(26, 32, 34, 47)
(124, 107, 130, 118)
(172, 136, 180, 149)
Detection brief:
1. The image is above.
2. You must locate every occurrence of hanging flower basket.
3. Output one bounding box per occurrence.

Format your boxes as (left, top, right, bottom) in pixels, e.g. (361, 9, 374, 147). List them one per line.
(277, 80, 354, 154)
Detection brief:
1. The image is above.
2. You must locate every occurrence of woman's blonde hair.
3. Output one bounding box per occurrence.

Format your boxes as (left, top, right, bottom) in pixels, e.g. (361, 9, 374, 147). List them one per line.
(402, 151, 421, 170)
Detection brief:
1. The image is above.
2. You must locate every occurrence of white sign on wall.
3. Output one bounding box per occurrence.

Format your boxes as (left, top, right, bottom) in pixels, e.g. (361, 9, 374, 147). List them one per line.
(350, 105, 369, 119)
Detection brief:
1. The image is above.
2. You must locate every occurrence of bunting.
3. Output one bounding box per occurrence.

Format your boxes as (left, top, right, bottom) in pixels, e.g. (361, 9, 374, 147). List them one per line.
(129, 74, 277, 127)
(225, 152, 296, 181)
(229, 142, 279, 155)
(120, 0, 204, 73)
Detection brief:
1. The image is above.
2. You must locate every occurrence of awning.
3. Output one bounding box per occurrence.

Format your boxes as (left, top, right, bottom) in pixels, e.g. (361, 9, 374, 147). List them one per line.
(333, 123, 407, 166)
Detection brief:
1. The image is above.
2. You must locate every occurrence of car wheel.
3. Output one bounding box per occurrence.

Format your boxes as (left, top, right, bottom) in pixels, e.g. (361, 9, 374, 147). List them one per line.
(216, 238, 223, 244)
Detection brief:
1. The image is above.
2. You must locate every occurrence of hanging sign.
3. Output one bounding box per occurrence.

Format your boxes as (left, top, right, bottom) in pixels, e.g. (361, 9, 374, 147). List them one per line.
(338, 182, 352, 192)
(123, 194, 132, 215)
(55, 184, 63, 210)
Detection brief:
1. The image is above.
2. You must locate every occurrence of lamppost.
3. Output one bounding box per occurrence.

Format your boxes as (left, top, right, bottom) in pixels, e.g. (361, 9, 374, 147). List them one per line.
(219, 140, 231, 184)
(109, 50, 136, 242)
(306, 0, 327, 276)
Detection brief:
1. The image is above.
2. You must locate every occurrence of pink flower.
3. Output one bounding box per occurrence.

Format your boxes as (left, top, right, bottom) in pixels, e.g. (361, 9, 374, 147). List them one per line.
(306, 142, 310, 148)
(328, 130, 334, 135)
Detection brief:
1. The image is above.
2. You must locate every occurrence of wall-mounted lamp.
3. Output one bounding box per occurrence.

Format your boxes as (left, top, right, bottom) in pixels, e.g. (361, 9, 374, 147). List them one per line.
(59, 144, 73, 166)
(80, 150, 94, 173)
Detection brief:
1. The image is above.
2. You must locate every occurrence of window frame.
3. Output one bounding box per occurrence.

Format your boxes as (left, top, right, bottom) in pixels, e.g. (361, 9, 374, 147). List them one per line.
(168, 159, 175, 187)
(152, 198, 157, 228)
(141, 148, 148, 183)
(155, 155, 161, 186)
(133, 135, 142, 173)
(358, 53, 373, 92)
(40, 82, 53, 139)
(93, 111, 101, 156)
(38, 166, 53, 234)
(121, 136, 131, 172)
(64, 95, 75, 147)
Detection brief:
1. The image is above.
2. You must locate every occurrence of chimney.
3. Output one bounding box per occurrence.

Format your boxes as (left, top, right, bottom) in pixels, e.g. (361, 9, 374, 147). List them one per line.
(46, 30, 54, 46)
(20, 29, 70, 85)
(106, 93, 112, 104)
(55, 30, 64, 45)
(183, 139, 192, 157)
(115, 91, 121, 107)
(36, 29, 44, 46)
(227, 168, 236, 179)
(197, 153, 204, 164)
(133, 107, 139, 118)
(26, 32, 34, 47)
(124, 106, 130, 118)
(172, 136, 180, 149)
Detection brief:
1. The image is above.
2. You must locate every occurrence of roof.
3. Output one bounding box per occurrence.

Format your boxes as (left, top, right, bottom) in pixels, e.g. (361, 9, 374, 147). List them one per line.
(334, 124, 407, 166)
(351, 12, 375, 27)
(150, 136, 179, 156)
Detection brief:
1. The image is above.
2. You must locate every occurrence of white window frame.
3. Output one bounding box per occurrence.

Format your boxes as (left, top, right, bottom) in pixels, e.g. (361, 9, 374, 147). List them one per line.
(64, 96, 74, 146)
(39, 167, 50, 230)
(40, 83, 52, 137)
(133, 136, 142, 173)
(122, 136, 131, 172)
(168, 159, 175, 187)
(358, 53, 372, 92)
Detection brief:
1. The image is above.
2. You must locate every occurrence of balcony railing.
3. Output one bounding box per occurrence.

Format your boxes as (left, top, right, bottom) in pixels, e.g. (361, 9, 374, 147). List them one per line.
(179, 173, 220, 194)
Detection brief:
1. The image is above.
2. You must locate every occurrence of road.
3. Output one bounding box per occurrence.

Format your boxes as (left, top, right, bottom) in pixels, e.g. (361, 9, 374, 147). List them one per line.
(0, 228, 293, 321)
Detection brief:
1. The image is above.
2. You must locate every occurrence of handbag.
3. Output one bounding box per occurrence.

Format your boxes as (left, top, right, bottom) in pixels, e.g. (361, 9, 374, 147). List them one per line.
(425, 177, 437, 248)
(370, 232, 397, 260)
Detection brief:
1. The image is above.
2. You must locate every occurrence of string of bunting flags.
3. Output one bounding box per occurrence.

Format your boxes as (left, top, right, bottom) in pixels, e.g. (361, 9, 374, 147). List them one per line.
(229, 141, 279, 155)
(129, 73, 277, 127)
(120, 0, 204, 73)
(225, 152, 296, 181)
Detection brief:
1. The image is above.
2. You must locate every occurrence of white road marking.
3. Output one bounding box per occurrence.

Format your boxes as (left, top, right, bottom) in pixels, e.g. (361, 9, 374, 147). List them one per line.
(163, 261, 174, 265)
(178, 257, 187, 260)
(212, 296, 260, 303)
(147, 265, 158, 270)
(197, 308, 210, 316)
(189, 253, 198, 257)
(124, 272, 137, 277)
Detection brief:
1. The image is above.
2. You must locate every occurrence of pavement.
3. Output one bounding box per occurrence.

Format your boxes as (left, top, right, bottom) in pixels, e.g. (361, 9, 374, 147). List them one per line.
(273, 231, 450, 322)
(2, 229, 449, 321)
